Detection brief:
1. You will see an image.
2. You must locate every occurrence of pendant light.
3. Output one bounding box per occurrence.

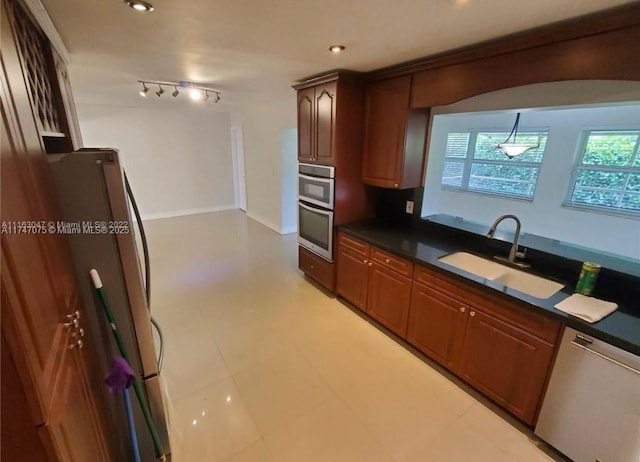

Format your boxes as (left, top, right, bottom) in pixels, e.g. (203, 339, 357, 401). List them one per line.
(496, 113, 539, 159)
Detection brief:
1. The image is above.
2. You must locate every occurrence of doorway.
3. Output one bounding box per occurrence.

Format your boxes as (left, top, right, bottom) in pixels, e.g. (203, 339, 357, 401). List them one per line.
(231, 126, 247, 212)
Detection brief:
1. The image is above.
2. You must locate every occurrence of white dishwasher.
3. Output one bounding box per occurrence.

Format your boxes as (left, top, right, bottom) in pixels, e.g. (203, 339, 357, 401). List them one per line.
(535, 327, 640, 462)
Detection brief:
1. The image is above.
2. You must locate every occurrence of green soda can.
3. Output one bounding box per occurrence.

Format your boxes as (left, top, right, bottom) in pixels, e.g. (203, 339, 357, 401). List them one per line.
(575, 262, 601, 296)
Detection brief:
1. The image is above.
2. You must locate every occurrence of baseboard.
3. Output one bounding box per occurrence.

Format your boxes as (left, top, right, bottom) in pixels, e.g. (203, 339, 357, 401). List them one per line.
(245, 211, 286, 234)
(280, 225, 297, 235)
(141, 205, 236, 221)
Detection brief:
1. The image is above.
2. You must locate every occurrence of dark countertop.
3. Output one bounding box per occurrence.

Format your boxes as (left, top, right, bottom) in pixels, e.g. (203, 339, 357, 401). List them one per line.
(338, 220, 640, 356)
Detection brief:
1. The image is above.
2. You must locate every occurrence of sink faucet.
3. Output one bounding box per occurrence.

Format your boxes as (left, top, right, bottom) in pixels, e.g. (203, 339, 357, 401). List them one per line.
(486, 214, 530, 268)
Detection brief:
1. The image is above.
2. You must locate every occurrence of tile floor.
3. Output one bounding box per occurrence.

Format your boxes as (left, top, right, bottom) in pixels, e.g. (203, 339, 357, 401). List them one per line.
(146, 211, 563, 462)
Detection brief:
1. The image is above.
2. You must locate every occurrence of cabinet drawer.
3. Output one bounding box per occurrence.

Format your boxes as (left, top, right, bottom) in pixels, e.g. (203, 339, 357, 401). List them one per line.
(338, 233, 370, 256)
(415, 264, 561, 344)
(299, 246, 335, 291)
(371, 247, 413, 278)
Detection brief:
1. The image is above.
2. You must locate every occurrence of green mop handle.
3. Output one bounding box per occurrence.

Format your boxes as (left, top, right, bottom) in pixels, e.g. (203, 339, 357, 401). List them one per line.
(90, 269, 167, 462)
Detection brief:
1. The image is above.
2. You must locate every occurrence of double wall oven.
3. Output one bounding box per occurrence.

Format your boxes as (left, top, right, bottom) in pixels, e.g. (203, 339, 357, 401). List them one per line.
(298, 163, 335, 261)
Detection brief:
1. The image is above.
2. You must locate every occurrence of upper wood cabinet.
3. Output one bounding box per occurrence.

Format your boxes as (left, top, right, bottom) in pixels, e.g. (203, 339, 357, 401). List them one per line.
(362, 75, 429, 189)
(294, 73, 372, 226)
(297, 87, 314, 162)
(296, 81, 337, 165)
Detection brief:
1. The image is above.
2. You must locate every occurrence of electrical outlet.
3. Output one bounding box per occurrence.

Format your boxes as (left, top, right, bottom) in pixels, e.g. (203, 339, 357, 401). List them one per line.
(406, 200, 414, 214)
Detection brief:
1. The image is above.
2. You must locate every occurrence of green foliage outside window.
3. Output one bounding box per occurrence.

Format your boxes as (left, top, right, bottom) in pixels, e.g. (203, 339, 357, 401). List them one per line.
(569, 131, 640, 214)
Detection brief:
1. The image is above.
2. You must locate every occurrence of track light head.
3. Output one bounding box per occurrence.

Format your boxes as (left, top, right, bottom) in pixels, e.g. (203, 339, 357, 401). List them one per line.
(139, 82, 149, 97)
(156, 85, 164, 97)
(172, 87, 179, 97)
(214, 93, 221, 103)
(204, 91, 210, 101)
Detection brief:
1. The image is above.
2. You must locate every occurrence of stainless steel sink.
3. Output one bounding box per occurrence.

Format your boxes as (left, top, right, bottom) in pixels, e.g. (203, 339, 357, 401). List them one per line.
(438, 251, 564, 299)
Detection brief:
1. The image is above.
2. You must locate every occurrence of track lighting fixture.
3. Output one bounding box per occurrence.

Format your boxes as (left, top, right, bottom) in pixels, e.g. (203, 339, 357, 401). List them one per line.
(139, 82, 149, 97)
(137, 80, 222, 104)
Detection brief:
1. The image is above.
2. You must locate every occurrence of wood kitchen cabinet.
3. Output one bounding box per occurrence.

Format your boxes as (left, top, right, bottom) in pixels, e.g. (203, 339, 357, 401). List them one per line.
(412, 264, 559, 425)
(367, 262, 412, 337)
(362, 75, 429, 189)
(296, 81, 337, 165)
(335, 233, 561, 425)
(299, 246, 336, 291)
(336, 233, 413, 337)
(336, 245, 370, 311)
(407, 282, 468, 372)
(459, 308, 556, 424)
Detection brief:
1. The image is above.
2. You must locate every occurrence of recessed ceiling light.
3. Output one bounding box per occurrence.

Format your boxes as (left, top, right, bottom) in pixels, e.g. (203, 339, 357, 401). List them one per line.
(125, 1, 154, 12)
(329, 45, 346, 53)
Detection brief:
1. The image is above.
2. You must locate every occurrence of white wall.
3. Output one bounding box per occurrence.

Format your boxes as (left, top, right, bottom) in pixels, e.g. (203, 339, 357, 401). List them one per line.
(77, 104, 235, 219)
(231, 97, 296, 234)
(280, 128, 298, 234)
(423, 104, 640, 259)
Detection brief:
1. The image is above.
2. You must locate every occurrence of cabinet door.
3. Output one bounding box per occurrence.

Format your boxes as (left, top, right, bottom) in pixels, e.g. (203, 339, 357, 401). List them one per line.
(297, 87, 314, 162)
(314, 81, 337, 165)
(1, 1, 112, 458)
(459, 309, 555, 424)
(367, 263, 412, 337)
(362, 76, 411, 188)
(407, 282, 468, 372)
(336, 245, 369, 311)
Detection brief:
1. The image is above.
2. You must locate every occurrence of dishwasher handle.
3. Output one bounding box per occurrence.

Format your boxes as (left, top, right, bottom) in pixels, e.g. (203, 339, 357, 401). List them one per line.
(571, 340, 640, 376)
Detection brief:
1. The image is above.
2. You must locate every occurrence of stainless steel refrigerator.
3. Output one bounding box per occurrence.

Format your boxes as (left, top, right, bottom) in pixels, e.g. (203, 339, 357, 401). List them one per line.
(49, 148, 170, 461)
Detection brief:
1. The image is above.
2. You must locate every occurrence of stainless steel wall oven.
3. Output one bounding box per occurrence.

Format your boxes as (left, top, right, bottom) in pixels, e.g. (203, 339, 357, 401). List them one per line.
(298, 163, 334, 261)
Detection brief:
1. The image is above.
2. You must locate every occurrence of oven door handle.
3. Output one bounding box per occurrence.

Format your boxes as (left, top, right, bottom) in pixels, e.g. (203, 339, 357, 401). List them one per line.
(299, 173, 333, 184)
(299, 201, 333, 216)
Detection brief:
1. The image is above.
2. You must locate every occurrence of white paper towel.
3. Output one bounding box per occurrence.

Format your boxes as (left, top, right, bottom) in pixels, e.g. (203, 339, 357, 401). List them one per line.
(554, 293, 618, 323)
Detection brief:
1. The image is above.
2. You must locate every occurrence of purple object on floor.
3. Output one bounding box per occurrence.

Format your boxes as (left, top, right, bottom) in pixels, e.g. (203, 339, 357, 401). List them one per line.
(105, 357, 135, 393)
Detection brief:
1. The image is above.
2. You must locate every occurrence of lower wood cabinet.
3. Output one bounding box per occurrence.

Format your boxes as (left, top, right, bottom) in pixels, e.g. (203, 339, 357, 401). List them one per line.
(336, 245, 369, 311)
(407, 282, 468, 373)
(367, 262, 412, 337)
(299, 246, 335, 291)
(336, 234, 413, 337)
(459, 308, 555, 424)
(335, 232, 561, 426)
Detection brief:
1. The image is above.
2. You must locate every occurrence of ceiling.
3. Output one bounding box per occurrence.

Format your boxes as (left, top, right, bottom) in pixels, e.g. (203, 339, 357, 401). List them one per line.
(41, 0, 635, 109)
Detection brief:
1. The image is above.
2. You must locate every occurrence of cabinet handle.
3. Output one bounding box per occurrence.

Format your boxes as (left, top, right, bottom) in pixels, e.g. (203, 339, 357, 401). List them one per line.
(385, 258, 391, 264)
(368, 262, 373, 267)
(72, 328, 85, 338)
(65, 310, 80, 321)
(363, 259, 368, 264)
(310, 265, 315, 269)
(470, 311, 476, 317)
(64, 318, 80, 329)
(460, 307, 466, 313)
(69, 339, 84, 350)
(394, 183, 399, 188)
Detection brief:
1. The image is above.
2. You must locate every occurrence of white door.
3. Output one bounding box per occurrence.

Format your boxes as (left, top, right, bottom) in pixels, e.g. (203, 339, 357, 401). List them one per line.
(231, 126, 247, 212)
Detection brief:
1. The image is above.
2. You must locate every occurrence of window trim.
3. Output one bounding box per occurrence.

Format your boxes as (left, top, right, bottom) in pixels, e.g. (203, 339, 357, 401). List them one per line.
(564, 129, 640, 218)
(440, 129, 548, 201)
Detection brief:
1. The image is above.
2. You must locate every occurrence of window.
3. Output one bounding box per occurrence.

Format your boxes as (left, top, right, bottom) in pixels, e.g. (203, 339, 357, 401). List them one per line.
(441, 130, 548, 199)
(567, 130, 640, 215)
